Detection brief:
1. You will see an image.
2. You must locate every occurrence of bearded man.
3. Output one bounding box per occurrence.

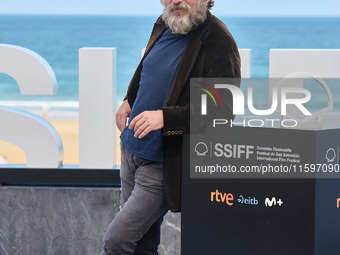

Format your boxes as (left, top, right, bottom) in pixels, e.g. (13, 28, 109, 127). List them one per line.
(100, 0, 240, 254)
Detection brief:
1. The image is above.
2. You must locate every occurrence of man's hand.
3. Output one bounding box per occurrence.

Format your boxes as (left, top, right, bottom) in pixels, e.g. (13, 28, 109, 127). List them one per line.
(129, 110, 164, 139)
(116, 99, 131, 132)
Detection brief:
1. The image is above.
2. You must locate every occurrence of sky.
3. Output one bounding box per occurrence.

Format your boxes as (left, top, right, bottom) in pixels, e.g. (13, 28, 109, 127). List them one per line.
(1, 0, 340, 16)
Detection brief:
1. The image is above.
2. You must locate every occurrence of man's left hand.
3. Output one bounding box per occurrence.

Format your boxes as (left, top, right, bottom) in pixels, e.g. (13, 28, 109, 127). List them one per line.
(129, 110, 164, 139)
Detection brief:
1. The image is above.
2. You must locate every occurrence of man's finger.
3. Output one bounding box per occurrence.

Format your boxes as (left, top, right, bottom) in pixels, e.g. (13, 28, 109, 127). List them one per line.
(134, 118, 147, 133)
(129, 114, 143, 129)
(137, 126, 152, 139)
(117, 117, 127, 132)
(134, 122, 149, 138)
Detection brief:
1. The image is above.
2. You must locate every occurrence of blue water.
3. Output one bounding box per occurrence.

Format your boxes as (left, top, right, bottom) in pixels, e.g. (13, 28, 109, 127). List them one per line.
(1, 15, 340, 116)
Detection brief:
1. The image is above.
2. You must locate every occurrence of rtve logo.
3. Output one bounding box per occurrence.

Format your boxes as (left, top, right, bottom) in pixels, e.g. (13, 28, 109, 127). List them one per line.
(210, 190, 234, 206)
(337, 198, 340, 208)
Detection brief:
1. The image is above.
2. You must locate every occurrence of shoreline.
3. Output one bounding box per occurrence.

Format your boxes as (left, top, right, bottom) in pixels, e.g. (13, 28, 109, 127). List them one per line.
(1, 107, 340, 166)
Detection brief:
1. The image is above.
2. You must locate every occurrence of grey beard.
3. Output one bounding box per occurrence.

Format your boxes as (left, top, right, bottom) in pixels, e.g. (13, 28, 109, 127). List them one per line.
(161, 3, 207, 34)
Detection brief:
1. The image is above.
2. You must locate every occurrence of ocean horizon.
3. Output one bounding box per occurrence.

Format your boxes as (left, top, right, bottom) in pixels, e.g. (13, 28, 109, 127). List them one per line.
(1, 15, 340, 118)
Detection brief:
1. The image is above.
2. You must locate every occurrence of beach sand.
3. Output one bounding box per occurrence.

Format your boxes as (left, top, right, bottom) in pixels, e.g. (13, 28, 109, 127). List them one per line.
(0, 119, 121, 166)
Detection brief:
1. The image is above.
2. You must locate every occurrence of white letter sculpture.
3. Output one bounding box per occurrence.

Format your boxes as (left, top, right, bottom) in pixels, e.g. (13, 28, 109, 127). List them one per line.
(0, 44, 63, 168)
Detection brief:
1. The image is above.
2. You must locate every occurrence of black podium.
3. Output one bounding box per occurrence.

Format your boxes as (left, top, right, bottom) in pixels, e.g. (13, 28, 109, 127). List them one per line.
(182, 126, 340, 255)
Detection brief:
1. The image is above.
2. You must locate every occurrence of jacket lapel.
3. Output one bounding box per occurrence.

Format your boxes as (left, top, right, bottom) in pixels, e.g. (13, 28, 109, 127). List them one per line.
(143, 17, 167, 58)
(166, 11, 213, 106)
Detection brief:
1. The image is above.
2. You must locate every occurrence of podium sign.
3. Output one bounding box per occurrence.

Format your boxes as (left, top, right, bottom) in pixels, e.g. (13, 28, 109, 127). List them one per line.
(182, 126, 340, 254)
(182, 77, 340, 254)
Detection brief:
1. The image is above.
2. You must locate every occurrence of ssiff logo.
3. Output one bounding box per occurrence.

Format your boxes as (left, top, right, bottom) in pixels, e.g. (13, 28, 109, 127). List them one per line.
(195, 142, 208, 156)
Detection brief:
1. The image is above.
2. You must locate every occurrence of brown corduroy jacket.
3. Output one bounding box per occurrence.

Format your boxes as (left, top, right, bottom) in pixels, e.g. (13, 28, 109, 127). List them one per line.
(125, 11, 241, 212)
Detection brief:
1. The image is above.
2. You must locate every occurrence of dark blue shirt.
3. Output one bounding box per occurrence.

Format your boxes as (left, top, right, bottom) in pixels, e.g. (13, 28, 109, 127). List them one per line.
(121, 29, 192, 161)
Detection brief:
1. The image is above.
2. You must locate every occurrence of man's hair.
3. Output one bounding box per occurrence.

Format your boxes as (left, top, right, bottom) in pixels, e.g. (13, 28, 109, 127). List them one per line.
(208, 0, 214, 9)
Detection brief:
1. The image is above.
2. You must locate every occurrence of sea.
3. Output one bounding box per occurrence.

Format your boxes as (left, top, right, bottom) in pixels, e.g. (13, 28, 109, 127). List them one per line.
(1, 15, 340, 118)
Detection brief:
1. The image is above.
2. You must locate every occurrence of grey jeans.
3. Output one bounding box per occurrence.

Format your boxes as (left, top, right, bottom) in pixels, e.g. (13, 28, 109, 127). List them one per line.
(100, 143, 169, 255)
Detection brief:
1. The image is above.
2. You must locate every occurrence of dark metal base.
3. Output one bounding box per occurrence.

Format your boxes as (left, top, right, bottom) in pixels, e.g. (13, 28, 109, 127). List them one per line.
(0, 164, 121, 187)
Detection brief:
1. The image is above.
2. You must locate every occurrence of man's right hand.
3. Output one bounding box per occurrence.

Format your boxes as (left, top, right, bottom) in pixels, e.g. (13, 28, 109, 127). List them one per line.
(116, 99, 131, 132)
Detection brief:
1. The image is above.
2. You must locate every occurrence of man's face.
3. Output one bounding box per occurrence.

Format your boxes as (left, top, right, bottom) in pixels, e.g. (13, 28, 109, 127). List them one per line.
(165, 0, 204, 14)
(161, 0, 209, 34)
